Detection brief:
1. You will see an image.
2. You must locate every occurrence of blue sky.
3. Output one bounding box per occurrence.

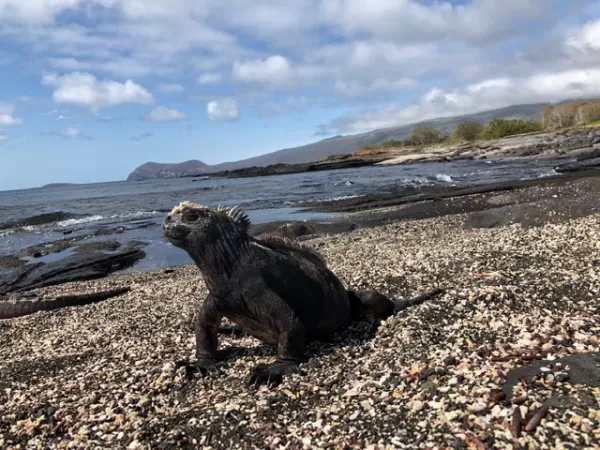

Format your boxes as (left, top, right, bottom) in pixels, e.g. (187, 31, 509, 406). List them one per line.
(1, 0, 600, 190)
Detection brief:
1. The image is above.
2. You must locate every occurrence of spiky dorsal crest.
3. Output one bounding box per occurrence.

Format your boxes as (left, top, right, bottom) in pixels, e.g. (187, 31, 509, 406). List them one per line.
(169, 201, 251, 233)
(216, 204, 252, 233)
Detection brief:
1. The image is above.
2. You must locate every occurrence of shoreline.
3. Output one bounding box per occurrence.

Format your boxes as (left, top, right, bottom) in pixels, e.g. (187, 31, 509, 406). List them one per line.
(4, 167, 600, 294)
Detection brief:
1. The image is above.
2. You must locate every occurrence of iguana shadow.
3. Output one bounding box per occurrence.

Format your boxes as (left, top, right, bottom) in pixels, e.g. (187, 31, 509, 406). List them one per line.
(216, 313, 383, 363)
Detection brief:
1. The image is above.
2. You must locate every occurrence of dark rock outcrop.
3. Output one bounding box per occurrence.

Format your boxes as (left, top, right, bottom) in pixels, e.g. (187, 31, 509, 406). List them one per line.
(249, 221, 357, 240)
(0, 287, 131, 320)
(554, 156, 600, 173)
(0, 212, 84, 231)
(0, 243, 146, 295)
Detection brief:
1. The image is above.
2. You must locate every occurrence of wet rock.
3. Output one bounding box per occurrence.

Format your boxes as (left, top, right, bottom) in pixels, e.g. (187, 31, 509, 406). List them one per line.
(501, 352, 600, 397)
(0, 242, 147, 295)
(73, 241, 121, 254)
(554, 157, 600, 173)
(0, 255, 26, 269)
(250, 221, 357, 240)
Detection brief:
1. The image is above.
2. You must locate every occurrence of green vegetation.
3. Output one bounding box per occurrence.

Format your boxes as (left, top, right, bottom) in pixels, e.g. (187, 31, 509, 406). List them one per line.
(409, 126, 445, 145)
(359, 127, 448, 152)
(452, 121, 484, 141)
(480, 118, 543, 139)
(357, 100, 600, 153)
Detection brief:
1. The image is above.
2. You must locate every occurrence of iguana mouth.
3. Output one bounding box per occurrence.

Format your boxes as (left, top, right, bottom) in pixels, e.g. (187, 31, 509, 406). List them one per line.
(162, 218, 190, 245)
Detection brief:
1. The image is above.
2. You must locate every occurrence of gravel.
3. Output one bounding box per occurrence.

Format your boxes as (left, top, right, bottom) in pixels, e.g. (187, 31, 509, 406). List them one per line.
(1, 209, 600, 449)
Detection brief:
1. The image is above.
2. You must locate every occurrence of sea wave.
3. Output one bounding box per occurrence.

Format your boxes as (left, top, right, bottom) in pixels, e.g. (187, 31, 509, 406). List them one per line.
(109, 210, 164, 220)
(56, 215, 105, 228)
(315, 194, 362, 202)
(0, 209, 166, 235)
(0, 229, 16, 238)
(536, 169, 559, 178)
(434, 173, 453, 183)
(333, 180, 356, 187)
(0, 211, 84, 231)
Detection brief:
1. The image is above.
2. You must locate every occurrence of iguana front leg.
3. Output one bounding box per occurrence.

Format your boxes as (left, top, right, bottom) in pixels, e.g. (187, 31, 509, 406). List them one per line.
(193, 294, 224, 375)
(248, 318, 305, 387)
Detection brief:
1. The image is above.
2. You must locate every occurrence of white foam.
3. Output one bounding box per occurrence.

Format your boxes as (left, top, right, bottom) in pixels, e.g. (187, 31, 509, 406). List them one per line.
(319, 194, 362, 202)
(56, 215, 104, 228)
(110, 210, 162, 220)
(435, 173, 453, 182)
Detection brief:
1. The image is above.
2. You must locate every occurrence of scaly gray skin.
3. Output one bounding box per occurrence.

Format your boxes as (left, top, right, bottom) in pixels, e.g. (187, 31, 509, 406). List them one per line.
(0, 287, 131, 320)
(163, 201, 444, 387)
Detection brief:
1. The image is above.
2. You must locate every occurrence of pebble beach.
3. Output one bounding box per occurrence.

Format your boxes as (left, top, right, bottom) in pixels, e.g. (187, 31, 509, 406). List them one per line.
(2, 185, 600, 449)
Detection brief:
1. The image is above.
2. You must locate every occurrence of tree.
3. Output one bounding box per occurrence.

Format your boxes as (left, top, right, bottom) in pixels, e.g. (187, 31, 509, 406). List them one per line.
(452, 121, 484, 141)
(481, 118, 543, 139)
(409, 126, 442, 145)
(577, 102, 600, 125)
(541, 101, 600, 129)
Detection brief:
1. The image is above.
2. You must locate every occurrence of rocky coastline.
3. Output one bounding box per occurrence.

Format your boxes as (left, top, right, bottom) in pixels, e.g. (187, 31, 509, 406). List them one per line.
(129, 125, 600, 182)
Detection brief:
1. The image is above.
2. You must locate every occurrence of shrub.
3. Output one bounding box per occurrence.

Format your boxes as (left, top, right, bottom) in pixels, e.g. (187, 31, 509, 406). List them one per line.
(452, 121, 484, 141)
(481, 118, 543, 139)
(409, 126, 443, 145)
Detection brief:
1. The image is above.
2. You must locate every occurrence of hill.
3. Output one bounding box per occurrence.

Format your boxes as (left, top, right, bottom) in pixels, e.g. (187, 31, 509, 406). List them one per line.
(127, 103, 546, 181)
(127, 160, 211, 181)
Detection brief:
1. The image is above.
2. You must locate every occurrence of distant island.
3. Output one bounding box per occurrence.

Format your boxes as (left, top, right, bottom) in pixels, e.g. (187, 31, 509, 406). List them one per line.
(127, 100, 600, 181)
(40, 183, 79, 189)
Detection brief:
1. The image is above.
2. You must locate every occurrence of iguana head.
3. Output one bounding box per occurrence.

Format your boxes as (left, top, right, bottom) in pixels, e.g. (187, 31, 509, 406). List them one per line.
(163, 201, 252, 252)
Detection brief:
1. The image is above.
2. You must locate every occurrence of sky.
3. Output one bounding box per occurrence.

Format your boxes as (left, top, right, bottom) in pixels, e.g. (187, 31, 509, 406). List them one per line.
(2, 0, 600, 190)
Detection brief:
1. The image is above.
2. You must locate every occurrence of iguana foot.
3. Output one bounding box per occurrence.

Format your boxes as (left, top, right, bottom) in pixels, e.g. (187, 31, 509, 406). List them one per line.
(175, 358, 224, 379)
(247, 360, 301, 387)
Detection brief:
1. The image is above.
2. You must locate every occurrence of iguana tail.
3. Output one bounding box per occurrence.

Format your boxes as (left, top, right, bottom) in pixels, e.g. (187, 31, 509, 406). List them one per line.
(393, 288, 445, 312)
(0, 287, 130, 320)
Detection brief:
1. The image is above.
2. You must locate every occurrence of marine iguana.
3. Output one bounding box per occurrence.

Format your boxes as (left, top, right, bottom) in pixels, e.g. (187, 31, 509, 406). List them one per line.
(163, 201, 444, 387)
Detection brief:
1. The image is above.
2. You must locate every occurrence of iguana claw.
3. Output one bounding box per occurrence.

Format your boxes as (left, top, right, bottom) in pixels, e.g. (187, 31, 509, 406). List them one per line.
(175, 358, 224, 379)
(247, 360, 301, 387)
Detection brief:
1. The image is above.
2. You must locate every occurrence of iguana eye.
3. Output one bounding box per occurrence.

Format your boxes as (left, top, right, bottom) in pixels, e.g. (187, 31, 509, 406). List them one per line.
(183, 211, 200, 222)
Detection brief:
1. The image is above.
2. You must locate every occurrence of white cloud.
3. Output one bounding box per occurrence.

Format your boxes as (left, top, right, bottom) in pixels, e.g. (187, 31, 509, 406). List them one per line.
(0, 0, 80, 24)
(324, 68, 600, 133)
(45, 126, 92, 140)
(130, 132, 154, 141)
(207, 98, 239, 121)
(42, 72, 154, 111)
(156, 83, 184, 93)
(321, 0, 546, 43)
(233, 55, 293, 85)
(143, 106, 186, 122)
(333, 78, 418, 97)
(1, 0, 599, 131)
(60, 127, 80, 138)
(196, 73, 222, 84)
(565, 16, 600, 51)
(0, 103, 22, 125)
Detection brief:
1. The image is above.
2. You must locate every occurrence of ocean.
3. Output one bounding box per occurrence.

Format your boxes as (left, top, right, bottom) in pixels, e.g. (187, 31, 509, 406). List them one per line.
(0, 157, 563, 272)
